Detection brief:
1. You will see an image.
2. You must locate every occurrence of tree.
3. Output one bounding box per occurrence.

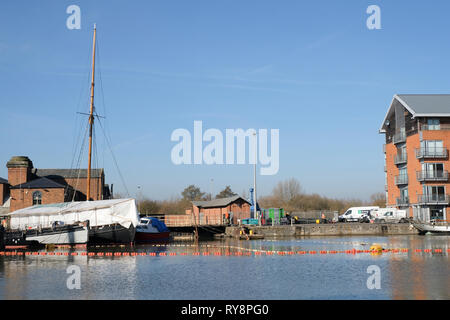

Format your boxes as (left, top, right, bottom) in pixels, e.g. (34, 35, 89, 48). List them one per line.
(138, 199, 160, 215)
(272, 178, 302, 203)
(215, 186, 237, 199)
(181, 185, 206, 201)
(370, 192, 386, 207)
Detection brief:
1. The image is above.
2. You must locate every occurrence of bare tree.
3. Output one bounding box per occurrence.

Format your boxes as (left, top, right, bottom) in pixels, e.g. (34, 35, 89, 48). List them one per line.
(272, 178, 302, 203)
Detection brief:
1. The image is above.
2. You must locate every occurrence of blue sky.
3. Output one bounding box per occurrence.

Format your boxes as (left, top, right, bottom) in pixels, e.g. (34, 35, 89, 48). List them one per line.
(1, 1, 450, 201)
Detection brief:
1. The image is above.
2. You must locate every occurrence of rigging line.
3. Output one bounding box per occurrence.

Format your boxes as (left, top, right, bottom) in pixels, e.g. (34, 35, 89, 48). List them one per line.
(96, 42, 111, 171)
(96, 118, 130, 197)
(70, 121, 90, 202)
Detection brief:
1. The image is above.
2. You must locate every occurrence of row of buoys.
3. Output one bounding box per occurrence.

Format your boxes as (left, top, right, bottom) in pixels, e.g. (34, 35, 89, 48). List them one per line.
(1, 248, 449, 257)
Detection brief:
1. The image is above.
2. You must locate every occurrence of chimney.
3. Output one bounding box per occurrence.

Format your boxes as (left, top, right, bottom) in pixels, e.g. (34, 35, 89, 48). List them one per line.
(6, 156, 33, 187)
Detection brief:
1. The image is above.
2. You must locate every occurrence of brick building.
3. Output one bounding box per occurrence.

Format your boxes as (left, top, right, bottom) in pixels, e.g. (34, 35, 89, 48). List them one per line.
(380, 94, 450, 222)
(165, 195, 251, 227)
(2, 156, 111, 212)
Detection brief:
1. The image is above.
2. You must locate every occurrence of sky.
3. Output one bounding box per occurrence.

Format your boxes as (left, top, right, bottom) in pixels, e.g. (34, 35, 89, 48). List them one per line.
(1, 0, 450, 201)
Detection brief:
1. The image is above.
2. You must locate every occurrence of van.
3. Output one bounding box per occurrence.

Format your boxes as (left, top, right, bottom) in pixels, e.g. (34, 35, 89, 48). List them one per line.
(373, 208, 408, 223)
(338, 206, 379, 222)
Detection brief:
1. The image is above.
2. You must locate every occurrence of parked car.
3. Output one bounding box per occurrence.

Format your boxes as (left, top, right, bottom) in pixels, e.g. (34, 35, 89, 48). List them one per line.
(338, 206, 379, 222)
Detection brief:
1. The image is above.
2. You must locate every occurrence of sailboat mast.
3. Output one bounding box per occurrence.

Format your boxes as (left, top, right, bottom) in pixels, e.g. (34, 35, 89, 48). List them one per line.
(87, 24, 97, 201)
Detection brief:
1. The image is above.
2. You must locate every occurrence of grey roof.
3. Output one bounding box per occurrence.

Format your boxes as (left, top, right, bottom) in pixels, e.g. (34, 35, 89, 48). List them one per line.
(10, 177, 66, 189)
(32, 168, 104, 179)
(192, 195, 249, 208)
(0, 177, 8, 184)
(380, 94, 450, 132)
(396, 94, 450, 115)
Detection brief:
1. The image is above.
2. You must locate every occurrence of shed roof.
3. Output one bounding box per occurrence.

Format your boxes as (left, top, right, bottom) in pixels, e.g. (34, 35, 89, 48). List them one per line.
(0, 177, 8, 184)
(192, 195, 250, 208)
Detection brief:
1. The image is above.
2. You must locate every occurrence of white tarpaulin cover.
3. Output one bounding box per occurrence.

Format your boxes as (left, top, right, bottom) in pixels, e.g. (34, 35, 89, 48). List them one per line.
(7, 198, 139, 230)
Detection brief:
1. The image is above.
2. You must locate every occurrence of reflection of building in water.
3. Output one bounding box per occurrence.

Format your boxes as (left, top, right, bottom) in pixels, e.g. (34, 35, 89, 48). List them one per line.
(389, 236, 450, 299)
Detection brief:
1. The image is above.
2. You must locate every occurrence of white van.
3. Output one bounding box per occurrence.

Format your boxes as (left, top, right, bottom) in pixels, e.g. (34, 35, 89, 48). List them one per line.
(373, 208, 408, 223)
(338, 206, 379, 222)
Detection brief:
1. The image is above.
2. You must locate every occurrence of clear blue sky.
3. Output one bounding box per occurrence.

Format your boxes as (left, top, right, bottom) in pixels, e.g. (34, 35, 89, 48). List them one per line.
(1, 0, 450, 201)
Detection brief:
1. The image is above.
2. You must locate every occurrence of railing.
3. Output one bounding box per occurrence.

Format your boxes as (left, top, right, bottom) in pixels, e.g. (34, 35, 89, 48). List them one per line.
(420, 124, 450, 131)
(394, 153, 407, 164)
(417, 194, 450, 205)
(163, 214, 227, 227)
(416, 170, 449, 182)
(394, 175, 408, 185)
(415, 147, 448, 159)
(393, 132, 406, 144)
(396, 197, 409, 206)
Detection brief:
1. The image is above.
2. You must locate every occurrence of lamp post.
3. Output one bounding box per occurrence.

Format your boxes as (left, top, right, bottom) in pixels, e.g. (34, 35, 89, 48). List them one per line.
(253, 131, 259, 225)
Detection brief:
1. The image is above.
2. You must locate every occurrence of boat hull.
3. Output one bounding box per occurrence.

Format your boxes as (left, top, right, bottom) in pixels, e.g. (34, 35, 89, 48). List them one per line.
(135, 231, 170, 243)
(26, 226, 88, 244)
(88, 223, 135, 244)
(413, 222, 450, 235)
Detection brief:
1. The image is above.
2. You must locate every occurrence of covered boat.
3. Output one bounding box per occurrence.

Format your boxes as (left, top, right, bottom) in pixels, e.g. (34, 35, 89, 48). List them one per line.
(135, 217, 170, 243)
(412, 220, 450, 235)
(7, 198, 140, 244)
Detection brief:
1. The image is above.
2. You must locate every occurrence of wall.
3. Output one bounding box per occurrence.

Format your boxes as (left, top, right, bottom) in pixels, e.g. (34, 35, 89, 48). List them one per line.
(10, 188, 65, 212)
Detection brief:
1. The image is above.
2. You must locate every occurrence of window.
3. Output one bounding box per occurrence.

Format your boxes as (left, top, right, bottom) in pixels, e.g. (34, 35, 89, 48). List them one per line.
(421, 140, 444, 156)
(423, 185, 445, 201)
(427, 118, 440, 130)
(32, 191, 42, 205)
(422, 163, 444, 178)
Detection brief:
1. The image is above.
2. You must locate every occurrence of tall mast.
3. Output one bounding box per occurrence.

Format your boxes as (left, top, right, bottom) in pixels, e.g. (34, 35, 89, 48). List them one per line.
(87, 24, 97, 201)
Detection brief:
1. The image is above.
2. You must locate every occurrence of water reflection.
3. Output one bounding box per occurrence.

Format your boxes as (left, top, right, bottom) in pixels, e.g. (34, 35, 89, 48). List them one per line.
(0, 235, 448, 299)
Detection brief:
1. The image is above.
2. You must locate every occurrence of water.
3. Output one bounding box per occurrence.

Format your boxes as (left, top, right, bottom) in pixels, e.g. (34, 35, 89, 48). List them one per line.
(0, 235, 448, 300)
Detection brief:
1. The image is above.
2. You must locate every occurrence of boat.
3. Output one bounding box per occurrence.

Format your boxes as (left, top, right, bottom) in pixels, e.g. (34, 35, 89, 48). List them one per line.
(6, 199, 140, 244)
(135, 217, 170, 243)
(25, 222, 88, 245)
(412, 220, 450, 235)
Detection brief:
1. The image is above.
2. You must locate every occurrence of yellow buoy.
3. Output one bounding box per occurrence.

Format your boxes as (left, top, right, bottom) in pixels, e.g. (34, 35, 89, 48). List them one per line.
(249, 230, 253, 235)
(316, 219, 320, 224)
(370, 244, 383, 255)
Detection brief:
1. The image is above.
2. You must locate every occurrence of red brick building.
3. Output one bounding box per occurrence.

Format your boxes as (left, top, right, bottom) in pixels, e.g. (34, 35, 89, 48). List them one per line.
(380, 94, 450, 222)
(165, 195, 251, 226)
(2, 156, 111, 212)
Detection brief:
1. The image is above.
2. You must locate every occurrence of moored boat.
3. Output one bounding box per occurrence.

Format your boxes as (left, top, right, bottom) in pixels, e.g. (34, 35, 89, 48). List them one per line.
(412, 220, 450, 235)
(135, 217, 170, 243)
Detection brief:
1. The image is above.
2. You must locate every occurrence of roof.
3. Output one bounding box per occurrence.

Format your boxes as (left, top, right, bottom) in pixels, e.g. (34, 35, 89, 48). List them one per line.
(380, 94, 450, 132)
(32, 168, 104, 179)
(0, 177, 8, 184)
(10, 177, 66, 189)
(192, 195, 250, 208)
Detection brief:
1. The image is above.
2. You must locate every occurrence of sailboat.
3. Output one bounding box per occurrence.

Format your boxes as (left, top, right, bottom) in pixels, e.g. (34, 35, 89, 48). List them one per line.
(83, 24, 139, 244)
(6, 25, 139, 245)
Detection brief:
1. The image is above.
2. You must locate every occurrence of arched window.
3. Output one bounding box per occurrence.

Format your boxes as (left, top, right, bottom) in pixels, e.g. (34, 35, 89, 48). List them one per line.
(32, 191, 42, 205)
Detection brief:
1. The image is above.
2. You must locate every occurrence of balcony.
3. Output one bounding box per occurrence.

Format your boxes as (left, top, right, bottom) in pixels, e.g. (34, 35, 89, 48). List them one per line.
(416, 170, 449, 182)
(394, 175, 408, 185)
(420, 123, 450, 131)
(396, 197, 409, 206)
(417, 194, 450, 205)
(393, 132, 406, 144)
(394, 153, 407, 165)
(415, 148, 448, 159)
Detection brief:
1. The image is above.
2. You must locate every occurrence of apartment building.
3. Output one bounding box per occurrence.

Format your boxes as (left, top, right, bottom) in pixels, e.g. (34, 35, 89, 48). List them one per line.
(380, 94, 450, 222)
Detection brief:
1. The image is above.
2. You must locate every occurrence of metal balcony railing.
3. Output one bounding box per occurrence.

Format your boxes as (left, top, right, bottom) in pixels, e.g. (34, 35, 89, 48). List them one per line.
(417, 194, 450, 205)
(394, 153, 407, 165)
(416, 170, 449, 182)
(394, 175, 408, 185)
(396, 197, 409, 206)
(420, 124, 450, 131)
(415, 148, 448, 159)
(393, 132, 406, 144)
